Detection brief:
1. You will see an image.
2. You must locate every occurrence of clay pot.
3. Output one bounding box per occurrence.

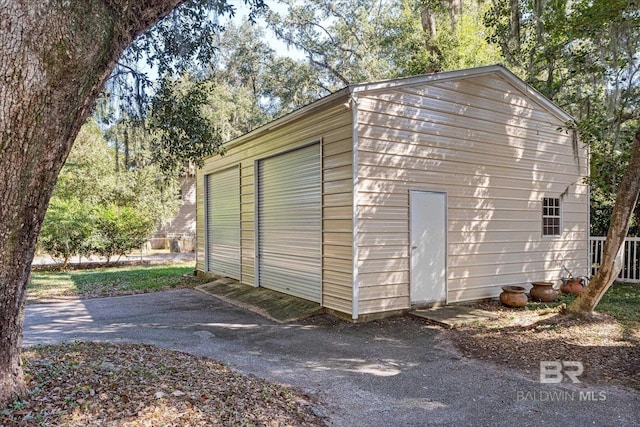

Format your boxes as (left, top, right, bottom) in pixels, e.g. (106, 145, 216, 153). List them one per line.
(561, 278, 584, 296)
(530, 281, 558, 302)
(500, 285, 528, 308)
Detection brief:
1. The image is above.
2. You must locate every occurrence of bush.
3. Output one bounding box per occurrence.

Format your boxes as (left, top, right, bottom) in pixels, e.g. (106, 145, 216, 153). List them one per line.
(90, 204, 156, 263)
(39, 198, 94, 268)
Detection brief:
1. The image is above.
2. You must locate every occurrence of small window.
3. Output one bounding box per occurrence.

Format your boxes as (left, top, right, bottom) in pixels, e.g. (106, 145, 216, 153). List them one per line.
(542, 197, 561, 236)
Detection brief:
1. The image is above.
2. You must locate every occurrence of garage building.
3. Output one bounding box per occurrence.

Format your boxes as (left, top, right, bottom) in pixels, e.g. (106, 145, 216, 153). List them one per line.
(195, 65, 589, 320)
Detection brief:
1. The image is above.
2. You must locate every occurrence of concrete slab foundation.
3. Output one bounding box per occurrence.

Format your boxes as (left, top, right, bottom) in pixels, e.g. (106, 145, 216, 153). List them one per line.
(410, 305, 500, 328)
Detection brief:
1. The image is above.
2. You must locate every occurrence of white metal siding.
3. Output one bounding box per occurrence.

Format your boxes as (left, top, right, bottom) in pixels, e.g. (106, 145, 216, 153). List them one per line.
(322, 135, 355, 314)
(206, 167, 241, 279)
(354, 74, 589, 313)
(196, 104, 353, 315)
(258, 143, 322, 302)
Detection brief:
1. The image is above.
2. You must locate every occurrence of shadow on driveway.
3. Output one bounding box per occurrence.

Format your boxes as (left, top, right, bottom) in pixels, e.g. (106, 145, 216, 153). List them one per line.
(24, 289, 640, 427)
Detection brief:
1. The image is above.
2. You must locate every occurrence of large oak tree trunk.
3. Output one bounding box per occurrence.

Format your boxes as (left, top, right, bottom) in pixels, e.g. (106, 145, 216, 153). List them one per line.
(567, 127, 640, 314)
(0, 0, 184, 406)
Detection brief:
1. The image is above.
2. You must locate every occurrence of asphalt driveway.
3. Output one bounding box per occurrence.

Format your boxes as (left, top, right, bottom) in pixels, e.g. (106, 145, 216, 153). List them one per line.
(24, 289, 640, 426)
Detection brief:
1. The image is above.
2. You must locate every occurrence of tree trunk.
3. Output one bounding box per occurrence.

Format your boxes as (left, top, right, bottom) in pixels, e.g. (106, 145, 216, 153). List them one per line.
(116, 135, 121, 172)
(421, 7, 437, 40)
(124, 128, 130, 170)
(420, 5, 442, 72)
(509, 0, 521, 52)
(448, 0, 462, 32)
(0, 0, 185, 406)
(567, 127, 640, 314)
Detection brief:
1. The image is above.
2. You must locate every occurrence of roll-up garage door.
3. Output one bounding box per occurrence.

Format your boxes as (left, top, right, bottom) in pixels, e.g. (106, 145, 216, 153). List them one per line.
(206, 167, 240, 279)
(258, 144, 321, 302)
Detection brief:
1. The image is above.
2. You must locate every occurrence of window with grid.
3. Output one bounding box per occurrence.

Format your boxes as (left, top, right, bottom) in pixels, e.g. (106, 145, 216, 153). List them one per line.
(542, 197, 561, 236)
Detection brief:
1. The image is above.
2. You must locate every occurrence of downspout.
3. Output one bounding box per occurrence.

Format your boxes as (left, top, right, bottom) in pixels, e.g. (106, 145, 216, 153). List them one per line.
(585, 130, 592, 277)
(351, 93, 360, 320)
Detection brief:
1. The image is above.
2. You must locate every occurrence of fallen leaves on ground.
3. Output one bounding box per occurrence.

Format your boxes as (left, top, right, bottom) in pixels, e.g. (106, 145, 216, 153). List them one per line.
(1, 342, 324, 426)
(446, 301, 640, 389)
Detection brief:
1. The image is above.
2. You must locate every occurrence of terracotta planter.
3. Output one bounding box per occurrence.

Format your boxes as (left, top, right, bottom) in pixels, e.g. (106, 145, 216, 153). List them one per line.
(561, 278, 584, 296)
(530, 281, 558, 302)
(500, 285, 528, 308)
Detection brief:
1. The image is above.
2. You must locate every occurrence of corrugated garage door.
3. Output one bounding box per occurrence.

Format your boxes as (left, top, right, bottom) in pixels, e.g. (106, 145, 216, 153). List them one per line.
(206, 167, 240, 279)
(258, 144, 321, 302)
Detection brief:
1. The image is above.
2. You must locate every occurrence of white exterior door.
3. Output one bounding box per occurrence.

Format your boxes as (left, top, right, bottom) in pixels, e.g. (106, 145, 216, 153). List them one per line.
(410, 191, 447, 305)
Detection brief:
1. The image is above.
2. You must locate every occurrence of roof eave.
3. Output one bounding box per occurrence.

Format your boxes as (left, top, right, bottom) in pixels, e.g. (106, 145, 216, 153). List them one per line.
(222, 87, 352, 152)
(211, 64, 574, 159)
(351, 64, 574, 123)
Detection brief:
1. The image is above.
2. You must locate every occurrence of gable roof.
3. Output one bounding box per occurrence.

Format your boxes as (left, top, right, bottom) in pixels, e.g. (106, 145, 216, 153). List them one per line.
(225, 64, 573, 150)
(352, 64, 573, 122)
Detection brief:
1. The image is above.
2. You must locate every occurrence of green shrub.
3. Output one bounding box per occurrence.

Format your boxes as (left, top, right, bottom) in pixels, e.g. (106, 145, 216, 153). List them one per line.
(39, 198, 94, 268)
(90, 204, 155, 263)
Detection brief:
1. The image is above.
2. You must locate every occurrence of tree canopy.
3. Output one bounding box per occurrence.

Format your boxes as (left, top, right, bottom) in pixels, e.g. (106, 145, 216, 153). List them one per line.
(485, 0, 640, 235)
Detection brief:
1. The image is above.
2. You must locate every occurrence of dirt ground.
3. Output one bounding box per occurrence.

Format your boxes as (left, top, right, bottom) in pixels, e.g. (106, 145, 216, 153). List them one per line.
(445, 300, 640, 390)
(2, 342, 323, 426)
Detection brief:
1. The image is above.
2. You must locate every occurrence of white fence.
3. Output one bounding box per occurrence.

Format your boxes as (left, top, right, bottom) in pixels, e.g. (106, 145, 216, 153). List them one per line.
(590, 236, 640, 283)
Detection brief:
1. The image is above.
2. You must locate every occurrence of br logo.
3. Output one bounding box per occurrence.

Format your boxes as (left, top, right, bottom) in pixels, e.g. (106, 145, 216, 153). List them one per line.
(539, 361, 584, 383)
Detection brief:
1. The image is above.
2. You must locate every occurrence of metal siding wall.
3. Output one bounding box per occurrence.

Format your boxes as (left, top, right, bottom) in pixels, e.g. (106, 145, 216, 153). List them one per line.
(258, 144, 322, 302)
(206, 167, 241, 279)
(354, 74, 589, 313)
(195, 176, 206, 272)
(196, 104, 354, 316)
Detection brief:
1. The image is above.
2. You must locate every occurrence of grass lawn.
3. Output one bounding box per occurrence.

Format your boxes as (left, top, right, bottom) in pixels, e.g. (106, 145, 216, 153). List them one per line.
(596, 282, 640, 327)
(28, 263, 210, 302)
